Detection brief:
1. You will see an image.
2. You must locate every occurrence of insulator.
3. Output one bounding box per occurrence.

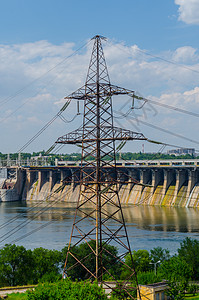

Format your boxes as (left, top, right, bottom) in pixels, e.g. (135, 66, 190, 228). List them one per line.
(60, 100, 70, 112)
(131, 95, 135, 109)
(77, 100, 80, 115)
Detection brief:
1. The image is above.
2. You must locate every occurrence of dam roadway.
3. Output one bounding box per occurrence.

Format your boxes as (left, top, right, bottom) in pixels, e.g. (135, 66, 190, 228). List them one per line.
(1, 159, 199, 207)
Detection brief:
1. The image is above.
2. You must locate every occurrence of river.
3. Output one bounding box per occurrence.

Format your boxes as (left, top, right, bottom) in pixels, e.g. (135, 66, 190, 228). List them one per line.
(0, 201, 199, 255)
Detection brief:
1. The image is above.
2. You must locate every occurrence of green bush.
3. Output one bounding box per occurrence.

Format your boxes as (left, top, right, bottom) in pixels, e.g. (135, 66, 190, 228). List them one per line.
(187, 284, 198, 296)
(137, 271, 164, 285)
(27, 279, 108, 300)
(7, 292, 28, 299)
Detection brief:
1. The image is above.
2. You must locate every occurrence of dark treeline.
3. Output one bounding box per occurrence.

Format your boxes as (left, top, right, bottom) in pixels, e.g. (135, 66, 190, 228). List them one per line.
(0, 151, 195, 163)
(0, 238, 199, 299)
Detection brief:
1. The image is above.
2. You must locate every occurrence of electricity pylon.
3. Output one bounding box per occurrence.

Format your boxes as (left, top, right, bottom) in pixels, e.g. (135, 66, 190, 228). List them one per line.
(56, 35, 146, 299)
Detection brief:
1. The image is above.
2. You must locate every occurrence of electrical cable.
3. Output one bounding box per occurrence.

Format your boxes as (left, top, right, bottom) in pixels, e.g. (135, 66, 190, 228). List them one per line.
(0, 163, 84, 232)
(135, 47, 199, 75)
(6, 40, 89, 153)
(139, 97, 199, 119)
(0, 40, 91, 108)
(58, 113, 78, 123)
(114, 108, 199, 147)
(108, 40, 199, 119)
(17, 113, 60, 153)
(17, 98, 70, 153)
(0, 196, 54, 230)
(1, 164, 198, 246)
(0, 185, 72, 244)
(110, 38, 199, 77)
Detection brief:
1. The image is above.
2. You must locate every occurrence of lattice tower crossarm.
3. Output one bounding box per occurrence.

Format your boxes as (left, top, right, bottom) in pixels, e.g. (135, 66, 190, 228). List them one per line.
(56, 35, 146, 299)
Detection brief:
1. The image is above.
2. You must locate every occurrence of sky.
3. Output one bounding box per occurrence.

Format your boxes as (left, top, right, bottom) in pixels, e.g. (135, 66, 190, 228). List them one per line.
(0, 0, 199, 154)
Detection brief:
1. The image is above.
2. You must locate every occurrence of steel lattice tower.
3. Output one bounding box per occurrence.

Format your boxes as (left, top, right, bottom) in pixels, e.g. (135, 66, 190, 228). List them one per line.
(56, 35, 146, 299)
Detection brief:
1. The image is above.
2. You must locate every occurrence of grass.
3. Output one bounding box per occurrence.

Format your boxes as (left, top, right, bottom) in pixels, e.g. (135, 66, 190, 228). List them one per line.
(184, 294, 199, 299)
(7, 292, 28, 299)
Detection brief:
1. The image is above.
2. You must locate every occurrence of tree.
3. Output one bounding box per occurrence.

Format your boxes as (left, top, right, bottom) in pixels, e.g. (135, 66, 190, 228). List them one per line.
(0, 244, 33, 287)
(121, 250, 151, 280)
(150, 246, 170, 264)
(178, 237, 199, 280)
(32, 247, 62, 283)
(160, 255, 192, 299)
(62, 240, 121, 281)
(27, 279, 108, 300)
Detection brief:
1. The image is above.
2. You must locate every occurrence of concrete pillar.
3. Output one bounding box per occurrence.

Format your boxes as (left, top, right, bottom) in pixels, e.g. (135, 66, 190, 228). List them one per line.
(151, 169, 163, 191)
(61, 170, 65, 182)
(26, 170, 36, 186)
(49, 170, 57, 190)
(186, 169, 198, 207)
(161, 169, 175, 203)
(38, 170, 47, 191)
(171, 169, 187, 205)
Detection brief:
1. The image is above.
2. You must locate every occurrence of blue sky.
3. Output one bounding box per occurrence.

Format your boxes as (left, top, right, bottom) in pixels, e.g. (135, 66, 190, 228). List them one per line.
(0, 0, 199, 154)
(0, 0, 196, 50)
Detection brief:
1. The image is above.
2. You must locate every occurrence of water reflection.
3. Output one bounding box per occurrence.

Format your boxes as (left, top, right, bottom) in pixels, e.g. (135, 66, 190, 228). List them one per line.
(0, 201, 199, 254)
(122, 205, 199, 233)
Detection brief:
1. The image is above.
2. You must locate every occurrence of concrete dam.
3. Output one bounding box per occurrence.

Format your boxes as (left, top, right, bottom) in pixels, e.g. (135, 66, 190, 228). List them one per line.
(2, 159, 199, 207)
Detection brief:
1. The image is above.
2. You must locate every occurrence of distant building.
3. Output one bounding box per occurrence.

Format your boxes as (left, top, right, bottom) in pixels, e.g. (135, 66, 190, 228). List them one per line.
(167, 148, 195, 157)
(137, 282, 169, 300)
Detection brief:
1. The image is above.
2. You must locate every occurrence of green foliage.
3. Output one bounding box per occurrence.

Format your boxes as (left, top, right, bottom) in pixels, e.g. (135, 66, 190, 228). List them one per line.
(32, 247, 62, 283)
(7, 292, 28, 299)
(116, 152, 194, 161)
(137, 271, 164, 285)
(0, 244, 33, 287)
(0, 244, 62, 287)
(27, 279, 108, 300)
(160, 255, 191, 283)
(160, 255, 192, 299)
(0, 238, 197, 300)
(62, 240, 121, 280)
(121, 250, 151, 280)
(185, 294, 199, 299)
(0, 151, 195, 163)
(150, 246, 170, 263)
(110, 283, 137, 299)
(166, 281, 187, 300)
(178, 237, 199, 280)
(188, 284, 198, 296)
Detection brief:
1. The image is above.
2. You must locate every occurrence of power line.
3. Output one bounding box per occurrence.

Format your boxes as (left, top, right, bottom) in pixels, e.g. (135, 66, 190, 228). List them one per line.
(0, 196, 52, 230)
(0, 186, 72, 244)
(136, 48, 199, 75)
(114, 109, 199, 147)
(0, 40, 91, 108)
(111, 39, 199, 76)
(134, 95, 199, 119)
(17, 99, 71, 153)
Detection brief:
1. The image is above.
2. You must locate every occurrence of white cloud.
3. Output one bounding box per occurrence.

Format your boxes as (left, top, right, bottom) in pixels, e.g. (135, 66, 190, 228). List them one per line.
(172, 46, 199, 63)
(0, 39, 199, 152)
(150, 86, 199, 107)
(175, 0, 199, 24)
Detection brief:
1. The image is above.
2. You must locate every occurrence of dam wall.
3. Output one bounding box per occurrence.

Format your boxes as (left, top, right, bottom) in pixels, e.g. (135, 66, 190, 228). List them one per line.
(18, 160, 199, 208)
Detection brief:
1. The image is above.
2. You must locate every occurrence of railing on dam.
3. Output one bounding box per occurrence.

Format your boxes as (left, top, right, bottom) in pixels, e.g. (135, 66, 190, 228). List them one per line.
(1, 158, 199, 168)
(56, 159, 199, 167)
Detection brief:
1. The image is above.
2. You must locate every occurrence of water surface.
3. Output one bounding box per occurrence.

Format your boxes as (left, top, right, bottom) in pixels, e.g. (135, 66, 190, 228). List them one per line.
(0, 201, 199, 255)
